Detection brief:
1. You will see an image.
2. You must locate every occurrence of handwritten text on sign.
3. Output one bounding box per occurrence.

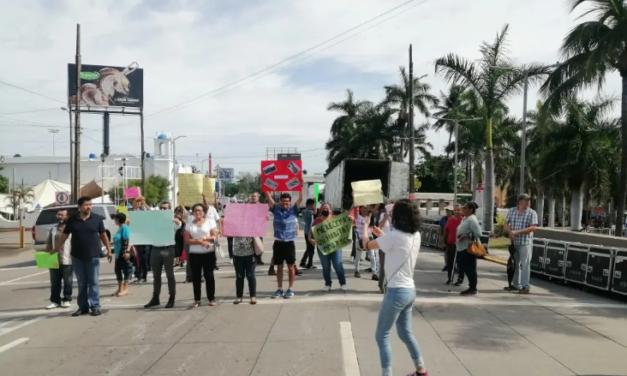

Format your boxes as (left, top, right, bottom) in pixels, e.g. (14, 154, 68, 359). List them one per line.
(311, 212, 353, 255)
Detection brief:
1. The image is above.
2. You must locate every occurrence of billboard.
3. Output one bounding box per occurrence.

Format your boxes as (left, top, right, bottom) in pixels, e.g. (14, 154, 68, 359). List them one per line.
(277, 153, 301, 160)
(260, 160, 303, 192)
(218, 168, 234, 181)
(68, 63, 144, 108)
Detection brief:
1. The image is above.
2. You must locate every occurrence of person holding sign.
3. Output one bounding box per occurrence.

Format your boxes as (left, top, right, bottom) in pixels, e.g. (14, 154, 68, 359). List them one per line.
(308, 203, 347, 291)
(184, 203, 219, 308)
(264, 190, 302, 299)
(354, 206, 379, 280)
(360, 199, 428, 376)
(44, 209, 73, 309)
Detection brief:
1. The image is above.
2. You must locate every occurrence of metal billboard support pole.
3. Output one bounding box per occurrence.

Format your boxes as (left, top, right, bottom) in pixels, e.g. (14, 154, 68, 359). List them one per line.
(73, 23, 82, 204)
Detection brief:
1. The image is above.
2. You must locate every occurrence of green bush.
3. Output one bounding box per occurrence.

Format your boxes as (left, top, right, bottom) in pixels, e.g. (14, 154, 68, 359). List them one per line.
(492, 214, 509, 238)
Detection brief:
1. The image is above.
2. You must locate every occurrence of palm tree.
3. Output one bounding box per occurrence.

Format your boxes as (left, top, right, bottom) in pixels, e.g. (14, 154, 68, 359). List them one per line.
(540, 0, 627, 234)
(326, 89, 371, 137)
(435, 24, 550, 230)
(535, 96, 620, 230)
(383, 66, 438, 162)
(432, 84, 466, 156)
(4, 186, 35, 221)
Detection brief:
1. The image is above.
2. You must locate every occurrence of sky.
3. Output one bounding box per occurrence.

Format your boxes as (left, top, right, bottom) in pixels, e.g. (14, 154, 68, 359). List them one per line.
(0, 0, 622, 177)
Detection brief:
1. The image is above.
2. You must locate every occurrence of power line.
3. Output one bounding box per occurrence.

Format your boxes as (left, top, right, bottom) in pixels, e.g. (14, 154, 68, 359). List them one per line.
(0, 79, 66, 104)
(0, 108, 60, 116)
(110, 0, 429, 128)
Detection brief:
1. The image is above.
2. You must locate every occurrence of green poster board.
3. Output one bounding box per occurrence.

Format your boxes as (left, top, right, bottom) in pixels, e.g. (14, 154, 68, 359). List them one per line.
(311, 212, 353, 255)
(35, 252, 59, 269)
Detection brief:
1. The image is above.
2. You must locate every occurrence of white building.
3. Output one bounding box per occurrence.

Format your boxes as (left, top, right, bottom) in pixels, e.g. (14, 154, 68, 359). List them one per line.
(0, 133, 190, 202)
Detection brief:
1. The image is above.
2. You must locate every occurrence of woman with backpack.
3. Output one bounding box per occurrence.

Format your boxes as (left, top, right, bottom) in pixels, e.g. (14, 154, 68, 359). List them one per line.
(360, 199, 428, 376)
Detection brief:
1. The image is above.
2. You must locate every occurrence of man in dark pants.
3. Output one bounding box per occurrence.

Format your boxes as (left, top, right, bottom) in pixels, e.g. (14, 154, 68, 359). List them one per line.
(45, 209, 73, 309)
(439, 207, 453, 272)
(145, 201, 181, 309)
(299, 199, 316, 269)
(443, 205, 464, 284)
(54, 197, 111, 317)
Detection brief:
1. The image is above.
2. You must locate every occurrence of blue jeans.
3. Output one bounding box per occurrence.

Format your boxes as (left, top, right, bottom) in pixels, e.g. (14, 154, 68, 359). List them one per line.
(72, 256, 100, 312)
(375, 288, 424, 376)
(513, 243, 532, 289)
(317, 249, 346, 287)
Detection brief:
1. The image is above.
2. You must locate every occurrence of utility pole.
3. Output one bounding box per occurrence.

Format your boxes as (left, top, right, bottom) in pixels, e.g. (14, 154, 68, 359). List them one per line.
(67, 107, 73, 193)
(408, 44, 415, 194)
(48, 129, 59, 156)
(140, 108, 146, 194)
(73, 23, 82, 204)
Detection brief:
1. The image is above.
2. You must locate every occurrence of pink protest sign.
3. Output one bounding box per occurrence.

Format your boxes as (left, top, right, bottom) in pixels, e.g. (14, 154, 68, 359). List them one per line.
(222, 203, 268, 237)
(124, 187, 141, 199)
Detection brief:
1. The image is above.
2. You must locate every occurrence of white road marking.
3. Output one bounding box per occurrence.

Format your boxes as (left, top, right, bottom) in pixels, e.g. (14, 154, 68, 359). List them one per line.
(0, 337, 29, 354)
(0, 271, 47, 284)
(340, 322, 360, 376)
(0, 316, 44, 337)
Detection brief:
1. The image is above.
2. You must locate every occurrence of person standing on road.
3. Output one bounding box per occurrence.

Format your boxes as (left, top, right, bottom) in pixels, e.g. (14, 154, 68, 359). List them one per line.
(54, 197, 111, 317)
(360, 199, 428, 376)
(232, 236, 257, 305)
(45, 209, 72, 309)
(111, 213, 132, 297)
(299, 199, 317, 269)
(130, 196, 150, 284)
(354, 206, 378, 280)
(308, 202, 347, 291)
(504, 194, 538, 294)
(249, 192, 266, 265)
(144, 201, 181, 309)
(438, 207, 453, 272)
(184, 203, 218, 308)
(265, 190, 302, 299)
(456, 201, 482, 297)
(443, 204, 463, 285)
(202, 194, 223, 270)
(377, 201, 394, 293)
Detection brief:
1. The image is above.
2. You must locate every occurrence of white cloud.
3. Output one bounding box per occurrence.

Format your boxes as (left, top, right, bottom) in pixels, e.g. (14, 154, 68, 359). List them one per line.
(0, 0, 622, 176)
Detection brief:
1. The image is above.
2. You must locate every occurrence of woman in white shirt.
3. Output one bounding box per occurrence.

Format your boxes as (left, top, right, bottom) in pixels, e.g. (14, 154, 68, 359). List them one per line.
(354, 206, 378, 280)
(361, 199, 428, 376)
(377, 201, 394, 293)
(184, 203, 218, 308)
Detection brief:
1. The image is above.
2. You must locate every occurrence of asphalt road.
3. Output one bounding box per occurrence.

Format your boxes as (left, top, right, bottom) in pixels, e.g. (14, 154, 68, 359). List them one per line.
(0, 234, 626, 375)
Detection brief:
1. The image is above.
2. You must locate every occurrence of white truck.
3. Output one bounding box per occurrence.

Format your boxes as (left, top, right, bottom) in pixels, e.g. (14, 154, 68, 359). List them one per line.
(324, 159, 409, 211)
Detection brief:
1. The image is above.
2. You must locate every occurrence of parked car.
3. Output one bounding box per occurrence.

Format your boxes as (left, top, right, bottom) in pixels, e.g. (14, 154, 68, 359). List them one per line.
(32, 204, 117, 255)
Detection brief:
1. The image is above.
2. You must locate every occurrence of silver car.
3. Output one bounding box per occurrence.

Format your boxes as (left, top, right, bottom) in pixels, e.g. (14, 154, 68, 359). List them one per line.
(32, 204, 117, 253)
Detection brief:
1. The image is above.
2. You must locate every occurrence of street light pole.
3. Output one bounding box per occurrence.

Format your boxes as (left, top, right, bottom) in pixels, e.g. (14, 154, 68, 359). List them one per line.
(408, 44, 415, 194)
(520, 70, 529, 196)
(172, 136, 186, 208)
(48, 129, 59, 157)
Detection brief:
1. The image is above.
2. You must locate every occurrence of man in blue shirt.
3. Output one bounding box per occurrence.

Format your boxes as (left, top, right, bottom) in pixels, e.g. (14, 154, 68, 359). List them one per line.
(299, 199, 317, 269)
(265, 190, 302, 299)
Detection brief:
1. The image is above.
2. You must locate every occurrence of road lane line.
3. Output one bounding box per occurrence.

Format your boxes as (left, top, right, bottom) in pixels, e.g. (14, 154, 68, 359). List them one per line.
(0, 316, 44, 338)
(0, 271, 47, 284)
(0, 337, 29, 354)
(340, 322, 360, 376)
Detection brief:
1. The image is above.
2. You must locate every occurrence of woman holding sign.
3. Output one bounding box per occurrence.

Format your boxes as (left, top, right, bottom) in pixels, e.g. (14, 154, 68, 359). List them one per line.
(361, 199, 428, 376)
(308, 203, 347, 292)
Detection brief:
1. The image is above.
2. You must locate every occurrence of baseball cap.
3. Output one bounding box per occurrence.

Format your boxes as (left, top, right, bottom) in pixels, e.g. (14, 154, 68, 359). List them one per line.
(517, 194, 531, 202)
(444, 205, 454, 211)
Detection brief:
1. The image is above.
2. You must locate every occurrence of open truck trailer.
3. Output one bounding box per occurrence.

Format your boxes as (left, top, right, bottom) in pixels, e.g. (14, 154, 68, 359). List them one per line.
(324, 159, 409, 212)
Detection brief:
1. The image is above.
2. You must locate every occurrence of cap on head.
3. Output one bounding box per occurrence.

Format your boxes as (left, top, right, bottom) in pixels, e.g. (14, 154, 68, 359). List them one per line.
(517, 194, 531, 202)
(444, 206, 454, 211)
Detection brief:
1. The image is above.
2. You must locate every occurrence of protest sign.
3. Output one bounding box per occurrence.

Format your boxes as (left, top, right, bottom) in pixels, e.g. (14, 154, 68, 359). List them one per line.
(177, 173, 203, 206)
(351, 179, 383, 206)
(129, 210, 176, 245)
(311, 212, 353, 255)
(260, 160, 303, 192)
(116, 206, 128, 215)
(35, 252, 59, 269)
(203, 177, 216, 202)
(222, 203, 268, 237)
(124, 187, 140, 199)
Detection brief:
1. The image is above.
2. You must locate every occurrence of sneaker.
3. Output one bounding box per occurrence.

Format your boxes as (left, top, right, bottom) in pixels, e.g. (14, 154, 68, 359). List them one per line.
(299, 263, 307, 268)
(90, 308, 102, 316)
(340, 284, 347, 291)
(142, 279, 147, 284)
(296, 269, 303, 276)
(354, 272, 361, 278)
(61, 301, 71, 308)
(322, 285, 331, 292)
(271, 289, 284, 299)
(441, 266, 447, 272)
(257, 260, 266, 265)
(284, 289, 295, 299)
(365, 268, 373, 273)
(268, 268, 276, 276)
(46, 303, 59, 310)
(71, 309, 89, 317)
(371, 274, 379, 281)
(518, 288, 530, 295)
(460, 289, 478, 297)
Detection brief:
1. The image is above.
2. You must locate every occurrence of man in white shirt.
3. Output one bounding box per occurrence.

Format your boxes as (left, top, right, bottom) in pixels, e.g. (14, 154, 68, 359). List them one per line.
(45, 209, 72, 309)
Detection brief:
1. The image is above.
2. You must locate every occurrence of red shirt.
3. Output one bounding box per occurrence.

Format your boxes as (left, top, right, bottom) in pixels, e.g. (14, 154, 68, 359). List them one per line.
(444, 216, 463, 245)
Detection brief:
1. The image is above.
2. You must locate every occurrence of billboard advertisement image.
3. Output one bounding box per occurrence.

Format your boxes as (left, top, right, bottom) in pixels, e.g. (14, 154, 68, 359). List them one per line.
(260, 160, 303, 192)
(68, 63, 144, 108)
(218, 168, 234, 182)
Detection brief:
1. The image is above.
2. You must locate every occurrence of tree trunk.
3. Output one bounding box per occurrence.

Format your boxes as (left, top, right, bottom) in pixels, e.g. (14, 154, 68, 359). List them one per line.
(561, 195, 567, 227)
(570, 183, 585, 231)
(536, 190, 545, 227)
(470, 158, 476, 200)
(484, 117, 494, 231)
(547, 192, 556, 228)
(616, 72, 627, 237)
